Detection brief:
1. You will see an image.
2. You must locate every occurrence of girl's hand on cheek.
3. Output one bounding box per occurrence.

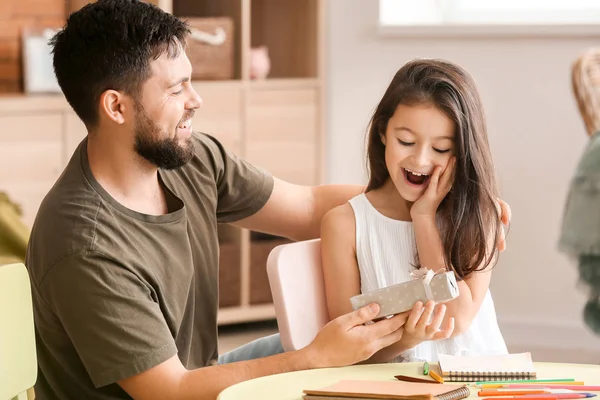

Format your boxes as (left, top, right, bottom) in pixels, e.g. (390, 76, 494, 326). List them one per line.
(410, 157, 455, 220)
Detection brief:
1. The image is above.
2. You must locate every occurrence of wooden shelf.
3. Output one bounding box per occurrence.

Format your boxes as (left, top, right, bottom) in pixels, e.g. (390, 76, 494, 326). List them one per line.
(247, 78, 320, 90)
(167, 0, 322, 82)
(190, 78, 319, 89)
(251, 0, 318, 79)
(191, 79, 244, 86)
(0, 94, 68, 113)
(217, 303, 276, 325)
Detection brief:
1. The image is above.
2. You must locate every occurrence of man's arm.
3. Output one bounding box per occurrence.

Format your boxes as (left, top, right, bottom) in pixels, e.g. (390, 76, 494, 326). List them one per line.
(232, 177, 512, 246)
(118, 303, 409, 400)
(231, 178, 364, 241)
(119, 351, 312, 400)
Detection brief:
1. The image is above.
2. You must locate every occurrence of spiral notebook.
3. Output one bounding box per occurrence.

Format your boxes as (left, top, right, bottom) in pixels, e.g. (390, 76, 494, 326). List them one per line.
(302, 380, 470, 400)
(438, 352, 537, 382)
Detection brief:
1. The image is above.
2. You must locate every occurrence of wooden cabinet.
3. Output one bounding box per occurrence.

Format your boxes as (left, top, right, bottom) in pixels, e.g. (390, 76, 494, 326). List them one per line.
(191, 81, 243, 155)
(167, 0, 326, 324)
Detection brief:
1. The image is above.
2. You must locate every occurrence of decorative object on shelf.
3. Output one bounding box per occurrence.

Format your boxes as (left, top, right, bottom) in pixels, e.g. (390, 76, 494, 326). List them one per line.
(21, 27, 62, 94)
(249, 46, 271, 80)
(185, 17, 234, 80)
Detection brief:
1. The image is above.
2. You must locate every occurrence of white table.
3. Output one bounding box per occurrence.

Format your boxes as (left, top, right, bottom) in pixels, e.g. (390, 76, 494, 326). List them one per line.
(218, 362, 600, 400)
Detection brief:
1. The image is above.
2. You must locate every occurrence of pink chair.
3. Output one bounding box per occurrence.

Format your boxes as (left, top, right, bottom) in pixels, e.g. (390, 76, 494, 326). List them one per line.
(266, 239, 329, 352)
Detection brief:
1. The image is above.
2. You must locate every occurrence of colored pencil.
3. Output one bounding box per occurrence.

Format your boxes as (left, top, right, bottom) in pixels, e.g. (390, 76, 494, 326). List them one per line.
(481, 397, 559, 400)
(429, 369, 444, 384)
(476, 379, 577, 385)
(482, 396, 591, 400)
(480, 383, 585, 388)
(479, 390, 549, 396)
(481, 385, 600, 391)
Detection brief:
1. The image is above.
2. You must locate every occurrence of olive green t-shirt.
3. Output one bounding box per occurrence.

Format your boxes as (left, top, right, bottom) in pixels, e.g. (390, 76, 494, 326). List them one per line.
(25, 132, 274, 399)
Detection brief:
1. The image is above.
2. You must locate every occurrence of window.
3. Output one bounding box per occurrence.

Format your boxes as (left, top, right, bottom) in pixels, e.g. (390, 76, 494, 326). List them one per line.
(379, 0, 600, 27)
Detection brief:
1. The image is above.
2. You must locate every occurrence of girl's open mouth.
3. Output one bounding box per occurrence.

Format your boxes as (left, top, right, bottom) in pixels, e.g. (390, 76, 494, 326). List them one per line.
(403, 168, 430, 186)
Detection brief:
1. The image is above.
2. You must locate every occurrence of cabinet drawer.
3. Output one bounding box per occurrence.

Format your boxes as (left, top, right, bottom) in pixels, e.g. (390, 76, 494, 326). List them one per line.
(0, 114, 63, 182)
(246, 88, 318, 143)
(246, 88, 319, 185)
(0, 113, 63, 226)
(246, 142, 317, 185)
(191, 82, 242, 155)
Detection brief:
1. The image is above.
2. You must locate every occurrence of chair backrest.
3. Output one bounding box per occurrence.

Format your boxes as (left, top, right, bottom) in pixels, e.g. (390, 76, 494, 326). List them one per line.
(0, 192, 30, 266)
(572, 47, 600, 136)
(266, 239, 328, 352)
(0, 263, 37, 400)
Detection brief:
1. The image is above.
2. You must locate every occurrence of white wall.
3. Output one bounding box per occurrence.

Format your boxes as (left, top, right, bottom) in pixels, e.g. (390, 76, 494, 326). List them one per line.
(326, 0, 600, 361)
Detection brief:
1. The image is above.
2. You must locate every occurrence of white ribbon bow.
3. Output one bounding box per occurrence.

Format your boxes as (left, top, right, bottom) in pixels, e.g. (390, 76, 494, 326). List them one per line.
(410, 267, 446, 301)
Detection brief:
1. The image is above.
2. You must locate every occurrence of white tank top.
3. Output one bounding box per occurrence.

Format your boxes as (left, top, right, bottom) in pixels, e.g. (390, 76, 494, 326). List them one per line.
(348, 193, 508, 362)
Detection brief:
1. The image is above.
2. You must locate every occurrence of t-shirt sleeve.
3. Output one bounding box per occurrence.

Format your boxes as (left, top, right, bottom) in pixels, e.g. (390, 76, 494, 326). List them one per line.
(200, 134, 274, 223)
(39, 251, 178, 388)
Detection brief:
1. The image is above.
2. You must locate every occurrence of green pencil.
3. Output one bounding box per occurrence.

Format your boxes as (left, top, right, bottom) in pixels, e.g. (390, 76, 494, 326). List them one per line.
(473, 378, 576, 385)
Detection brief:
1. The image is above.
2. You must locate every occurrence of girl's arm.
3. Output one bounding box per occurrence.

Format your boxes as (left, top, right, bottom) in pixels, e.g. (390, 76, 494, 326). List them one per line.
(412, 213, 495, 336)
(410, 158, 494, 337)
(321, 205, 452, 363)
(320, 204, 362, 321)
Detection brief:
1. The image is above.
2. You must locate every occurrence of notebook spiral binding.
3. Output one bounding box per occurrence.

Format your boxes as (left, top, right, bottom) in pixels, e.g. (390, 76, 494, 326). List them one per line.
(445, 371, 537, 382)
(435, 386, 471, 400)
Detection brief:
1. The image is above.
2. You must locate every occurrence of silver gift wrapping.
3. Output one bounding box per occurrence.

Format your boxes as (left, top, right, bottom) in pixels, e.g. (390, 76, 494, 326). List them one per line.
(349, 271, 460, 319)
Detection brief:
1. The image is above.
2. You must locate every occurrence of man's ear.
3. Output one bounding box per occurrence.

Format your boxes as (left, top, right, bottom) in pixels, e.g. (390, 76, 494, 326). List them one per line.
(99, 90, 127, 125)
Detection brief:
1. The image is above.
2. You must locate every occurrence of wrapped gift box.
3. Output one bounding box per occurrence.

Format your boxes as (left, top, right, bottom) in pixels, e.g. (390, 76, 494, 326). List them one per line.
(349, 270, 460, 319)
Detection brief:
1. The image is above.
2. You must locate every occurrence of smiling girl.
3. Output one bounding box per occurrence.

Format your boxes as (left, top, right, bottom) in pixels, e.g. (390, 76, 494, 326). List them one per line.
(321, 59, 508, 363)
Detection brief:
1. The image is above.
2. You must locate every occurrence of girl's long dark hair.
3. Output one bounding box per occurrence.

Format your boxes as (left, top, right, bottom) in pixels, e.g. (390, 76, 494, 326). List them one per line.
(366, 59, 501, 280)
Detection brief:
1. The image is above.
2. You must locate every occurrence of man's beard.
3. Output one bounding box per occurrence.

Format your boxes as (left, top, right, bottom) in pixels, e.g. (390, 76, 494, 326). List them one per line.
(133, 103, 195, 170)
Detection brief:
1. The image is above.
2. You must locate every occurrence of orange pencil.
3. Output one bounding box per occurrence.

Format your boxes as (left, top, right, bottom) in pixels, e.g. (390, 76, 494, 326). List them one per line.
(429, 370, 444, 384)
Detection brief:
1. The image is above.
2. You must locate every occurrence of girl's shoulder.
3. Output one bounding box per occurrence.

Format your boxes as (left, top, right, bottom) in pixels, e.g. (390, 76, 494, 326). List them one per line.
(323, 201, 356, 229)
(321, 202, 357, 252)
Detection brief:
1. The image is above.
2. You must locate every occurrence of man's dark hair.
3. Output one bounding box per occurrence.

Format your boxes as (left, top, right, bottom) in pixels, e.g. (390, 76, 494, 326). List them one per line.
(50, 0, 190, 127)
